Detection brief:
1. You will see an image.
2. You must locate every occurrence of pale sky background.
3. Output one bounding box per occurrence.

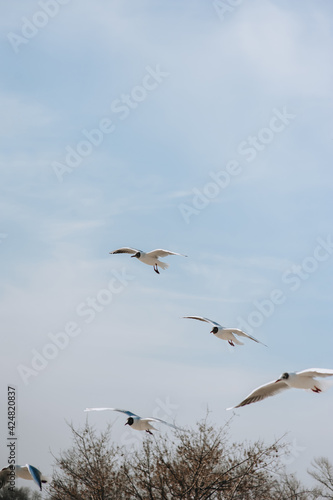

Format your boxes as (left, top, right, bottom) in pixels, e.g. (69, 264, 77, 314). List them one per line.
(1, 0, 333, 493)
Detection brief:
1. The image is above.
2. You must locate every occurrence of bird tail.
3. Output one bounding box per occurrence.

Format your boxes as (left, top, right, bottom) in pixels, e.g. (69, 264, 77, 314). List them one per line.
(157, 260, 169, 270)
(308, 379, 333, 393)
(232, 337, 244, 346)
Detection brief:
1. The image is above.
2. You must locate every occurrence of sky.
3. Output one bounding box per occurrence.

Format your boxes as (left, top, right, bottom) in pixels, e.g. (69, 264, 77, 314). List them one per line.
(1, 0, 333, 493)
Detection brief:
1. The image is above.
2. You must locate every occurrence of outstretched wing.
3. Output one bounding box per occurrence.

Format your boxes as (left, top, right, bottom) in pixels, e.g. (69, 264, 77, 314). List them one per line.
(146, 249, 187, 259)
(183, 316, 222, 327)
(224, 328, 267, 347)
(84, 407, 139, 417)
(27, 465, 42, 491)
(144, 417, 186, 432)
(227, 379, 289, 409)
(297, 368, 333, 378)
(109, 247, 140, 255)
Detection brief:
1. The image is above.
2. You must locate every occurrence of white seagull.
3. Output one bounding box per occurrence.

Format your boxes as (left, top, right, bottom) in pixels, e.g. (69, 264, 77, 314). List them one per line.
(0, 464, 48, 491)
(227, 368, 333, 409)
(109, 247, 187, 274)
(84, 407, 183, 434)
(183, 316, 267, 347)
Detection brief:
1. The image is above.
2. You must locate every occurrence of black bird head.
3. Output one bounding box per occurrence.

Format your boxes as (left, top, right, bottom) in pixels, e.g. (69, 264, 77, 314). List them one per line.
(275, 372, 289, 383)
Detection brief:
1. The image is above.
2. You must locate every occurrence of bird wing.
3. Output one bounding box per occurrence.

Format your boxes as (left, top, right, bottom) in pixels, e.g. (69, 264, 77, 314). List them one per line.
(27, 465, 42, 491)
(296, 368, 333, 378)
(227, 379, 289, 409)
(146, 249, 187, 259)
(109, 247, 140, 255)
(84, 407, 139, 417)
(0, 468, 9, 489)
(224, 328, 267, 347)
(183, 316, 221, 327)
(144, 417, 185, 431)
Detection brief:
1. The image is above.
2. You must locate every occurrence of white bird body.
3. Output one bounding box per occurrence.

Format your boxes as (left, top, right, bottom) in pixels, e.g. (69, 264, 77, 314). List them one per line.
(110, 247, 187, 273)
(227, 368, 333, 409)
(213, 328, 246, 345)
(128, 417, 158, 432)
(84, 407, 183, 434)
(183, 316, 267, 347)
(0, 464, 48, 491)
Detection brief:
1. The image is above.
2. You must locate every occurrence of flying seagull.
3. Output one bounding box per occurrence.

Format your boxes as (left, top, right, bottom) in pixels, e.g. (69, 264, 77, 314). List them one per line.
(183, 316, 267, 347)
(84, 407, 184, 434)
(0, 464, 48, 491)
(227, 368, 333, 409)
(109, 247, 187, 274)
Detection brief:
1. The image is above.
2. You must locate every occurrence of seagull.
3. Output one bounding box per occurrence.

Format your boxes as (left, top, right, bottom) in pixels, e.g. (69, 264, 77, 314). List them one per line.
(0, 464, 48, 491)
(183, 316, 267, 347)
(109, 247, 187, 274)
(227, 368, 333, 409)
(84, 407, 184, 434)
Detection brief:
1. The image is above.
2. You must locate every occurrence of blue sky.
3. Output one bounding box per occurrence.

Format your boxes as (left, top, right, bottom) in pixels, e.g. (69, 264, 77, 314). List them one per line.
(1, 0, 333, 491)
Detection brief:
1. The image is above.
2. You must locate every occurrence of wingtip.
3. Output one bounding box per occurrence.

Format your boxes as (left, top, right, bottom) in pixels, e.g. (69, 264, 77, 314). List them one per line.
(27, 465, 42, 490)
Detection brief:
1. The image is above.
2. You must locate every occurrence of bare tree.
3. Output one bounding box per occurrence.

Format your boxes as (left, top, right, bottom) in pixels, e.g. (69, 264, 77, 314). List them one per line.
(49, 421, 124, 500)
(270, 472, 320, 500)
(49, 417, 327, 500)
(119, 417, 314, 500)
(308, 457, 333, 499)
(0, 487, 41, 500)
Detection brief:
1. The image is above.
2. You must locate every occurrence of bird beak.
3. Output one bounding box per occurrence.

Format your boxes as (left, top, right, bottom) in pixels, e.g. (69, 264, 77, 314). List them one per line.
(131, 255, 136, 258)
(125, 422, 128, 425)
(275, 379, 282, 383)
